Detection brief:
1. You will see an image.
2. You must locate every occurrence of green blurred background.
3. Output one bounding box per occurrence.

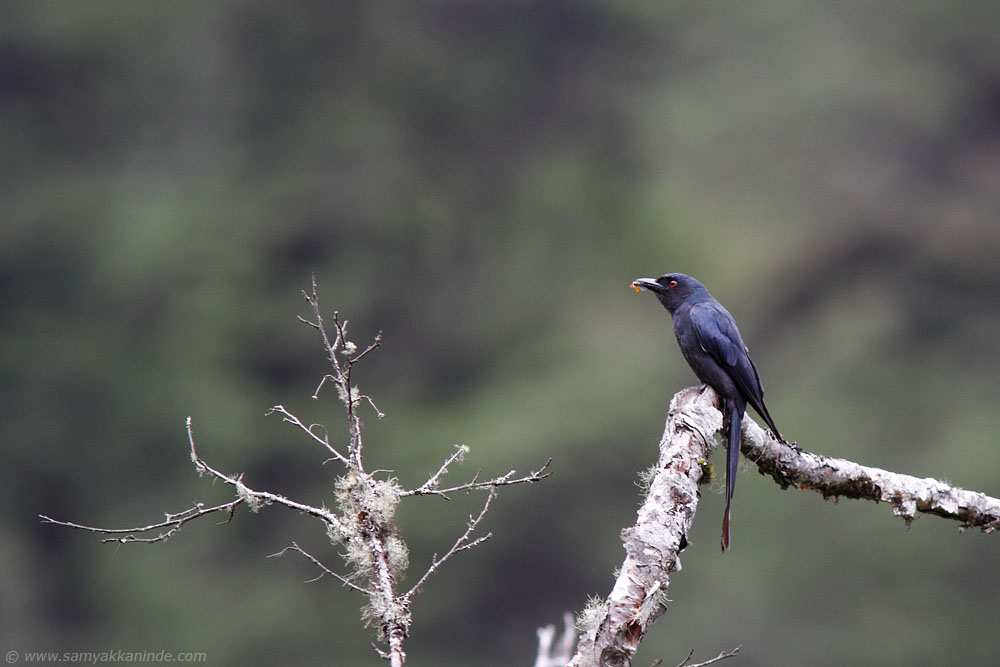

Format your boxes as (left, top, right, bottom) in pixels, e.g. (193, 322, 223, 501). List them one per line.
(4, 2, 1000, 665)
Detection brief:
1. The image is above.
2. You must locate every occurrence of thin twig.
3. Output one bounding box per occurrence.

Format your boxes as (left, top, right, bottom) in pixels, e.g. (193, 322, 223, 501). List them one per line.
(350, 333, 383, 364)
(42, 281, 552, 667)
(186, 418, 348, 533)
(266, 404, 350, 465)
(402, 445, 470, 498)
(268, 542, 376, 596)
(533, 613, 576, 667)
(38, 499, 243, 544)
(310, 374, 335, 400)
(402, 458, 553, 498)
(357, 393, 385, 420)
(675, 646, 741, 667)
(301, 276, 340, 368)
(404, 491, 496, 600)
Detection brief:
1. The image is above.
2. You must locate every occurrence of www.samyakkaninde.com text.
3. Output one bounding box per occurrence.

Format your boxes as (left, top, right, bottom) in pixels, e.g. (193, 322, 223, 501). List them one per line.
(8, 650, 207, 664)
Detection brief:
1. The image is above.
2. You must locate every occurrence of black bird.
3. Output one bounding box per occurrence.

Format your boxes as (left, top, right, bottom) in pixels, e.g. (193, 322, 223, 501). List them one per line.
(632, 273, 781, 551)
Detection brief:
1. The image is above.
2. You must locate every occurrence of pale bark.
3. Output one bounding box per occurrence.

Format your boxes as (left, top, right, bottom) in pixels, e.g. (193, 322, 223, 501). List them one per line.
(566, 385, 999, 667)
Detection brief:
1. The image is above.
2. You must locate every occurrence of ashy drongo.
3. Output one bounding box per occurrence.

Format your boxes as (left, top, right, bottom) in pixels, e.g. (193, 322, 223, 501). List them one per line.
(632, 273, 781, 551)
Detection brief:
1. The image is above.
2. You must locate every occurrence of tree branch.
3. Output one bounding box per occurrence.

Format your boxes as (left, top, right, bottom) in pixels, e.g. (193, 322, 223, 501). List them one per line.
(740, 416, 1000, 532)
(671, 645, 741, 667)
(568, 386, 716, 667)
(266, 404, 350, 465)
(38, 500, 243, 544)
(404, 490, 496, 601)
(41, 281, 550, 666)
(400, 447, 553, 499)
(268, 542, 377, 596)
(186, 417, 350, 532)
(567, 385, 998, 666)
(533, 613, 576, 667)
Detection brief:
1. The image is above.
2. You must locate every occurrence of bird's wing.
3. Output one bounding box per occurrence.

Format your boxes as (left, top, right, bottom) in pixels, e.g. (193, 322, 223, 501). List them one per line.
(689, 301, 779, 437)
(688, 301, 744, 369)
(689, 301, 765, 396)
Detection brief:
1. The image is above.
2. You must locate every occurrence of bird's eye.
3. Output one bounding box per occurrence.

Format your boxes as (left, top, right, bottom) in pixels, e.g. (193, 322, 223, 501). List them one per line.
(668, 279, 678, 287)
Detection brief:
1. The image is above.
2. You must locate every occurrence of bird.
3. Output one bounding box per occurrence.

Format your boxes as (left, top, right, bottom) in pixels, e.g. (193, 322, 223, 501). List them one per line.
(631, 273, 781, 551)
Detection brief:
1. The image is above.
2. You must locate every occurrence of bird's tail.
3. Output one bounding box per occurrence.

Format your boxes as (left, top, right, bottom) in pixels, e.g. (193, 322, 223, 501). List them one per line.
(721, 399, 744, 552)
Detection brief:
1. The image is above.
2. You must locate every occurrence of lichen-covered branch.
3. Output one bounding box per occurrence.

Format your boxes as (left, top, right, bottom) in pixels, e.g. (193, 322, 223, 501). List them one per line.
(568, 386, 719, 667)
(566, 385, 998, 666)
(40, 279, 550, 666)
(740, 416, 1000, 532)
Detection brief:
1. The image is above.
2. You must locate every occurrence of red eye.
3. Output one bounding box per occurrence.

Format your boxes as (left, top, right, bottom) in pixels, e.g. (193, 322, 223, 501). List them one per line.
(669, 279, 678, 287)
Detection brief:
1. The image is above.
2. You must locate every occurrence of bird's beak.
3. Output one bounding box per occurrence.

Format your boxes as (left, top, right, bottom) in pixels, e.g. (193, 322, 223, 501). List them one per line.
(630, 278, 661, 293)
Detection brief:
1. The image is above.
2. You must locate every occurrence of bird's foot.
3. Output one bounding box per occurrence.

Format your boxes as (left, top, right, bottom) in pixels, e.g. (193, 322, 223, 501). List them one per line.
(697, 384, 722, 410)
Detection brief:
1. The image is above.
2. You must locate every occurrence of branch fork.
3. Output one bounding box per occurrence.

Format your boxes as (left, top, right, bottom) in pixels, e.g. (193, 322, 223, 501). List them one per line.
(41, 278, 550, 666)
(563, 385, 999, 666)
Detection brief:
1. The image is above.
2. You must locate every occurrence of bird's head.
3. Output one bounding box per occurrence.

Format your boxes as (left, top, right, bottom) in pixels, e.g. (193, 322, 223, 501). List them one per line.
(631, 273, 706, 312)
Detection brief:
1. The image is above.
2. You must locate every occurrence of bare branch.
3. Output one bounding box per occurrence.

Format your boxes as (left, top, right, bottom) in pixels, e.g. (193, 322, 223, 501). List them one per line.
(43, 283, 550, 667)
(301, 276, 341, 367)
(675, 645, 741, 667)
(402, 456, 553, 498)
(187, 418, 348, 533)
(401, 445, 469, 498)
(266, 404, 350, 465)
(404, 490, 496, 601)
(310, 374, 335, 400)
(357, 393, 386, 420)
(350, 332, 383, 365)
(268, 542, 376, 596)
(534, 613, 576, 667)
(38, 499, 243, 544)
(296, 314, 320, 330)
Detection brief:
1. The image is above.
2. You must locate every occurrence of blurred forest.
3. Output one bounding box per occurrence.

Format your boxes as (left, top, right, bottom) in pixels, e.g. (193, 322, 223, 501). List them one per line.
(4, 2, 1000, 665)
